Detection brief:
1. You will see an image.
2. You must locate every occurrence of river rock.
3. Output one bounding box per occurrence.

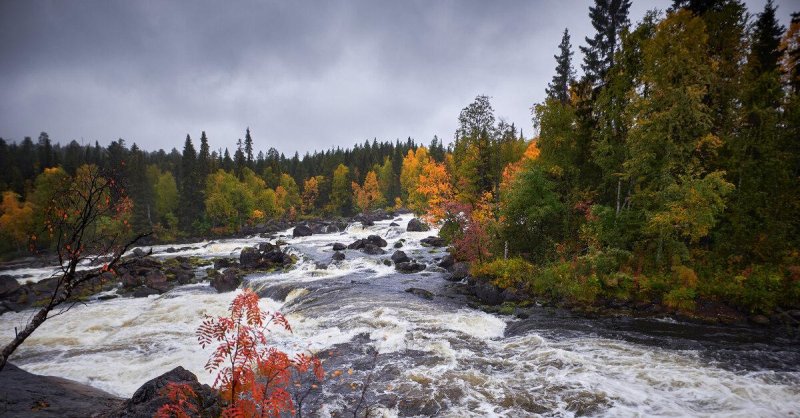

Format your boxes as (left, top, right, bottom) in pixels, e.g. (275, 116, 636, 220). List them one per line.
(0, 275, 20, 297)
(121, 273, 142, 288)
(132, 247, 147, 258)
(211, 269, 242, 293)
(449, 262, 470, 281)
(332, 242, 347, 251)
(389, 222, 399, 227)
(405, 287, 434, 300)
(348, 235, 388, 250)
(438, 254, 455, 269)
(145, 270, 169, 292)
(132, 287, 161, 298)
(394, 241, 403, 249)
(407, 218, 430, 232)
(473, 279, 504, 305)
(396, 261, 426, 273)
(213, 258, 237, 269)
(0, 363, 123, 417)
(361, 244, 386, 255)
(332, 251, 346, 261)
(112, 366, 221, 418)
(391, 250, 410, 264)
(421, 236, 446, 247)
(239, 244, 293, 270)
(293, 225, 313, 237)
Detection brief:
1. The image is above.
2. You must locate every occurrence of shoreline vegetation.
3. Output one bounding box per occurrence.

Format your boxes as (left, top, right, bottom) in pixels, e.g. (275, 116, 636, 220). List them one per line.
(2, 6, 799, 331)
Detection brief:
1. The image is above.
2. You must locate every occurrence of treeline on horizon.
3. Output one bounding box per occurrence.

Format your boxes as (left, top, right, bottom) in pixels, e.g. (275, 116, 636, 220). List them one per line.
(1, 0, 799, 316)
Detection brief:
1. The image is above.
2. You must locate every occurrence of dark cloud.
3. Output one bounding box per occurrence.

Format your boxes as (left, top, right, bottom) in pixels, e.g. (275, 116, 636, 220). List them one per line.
(0, 0, 793, 155)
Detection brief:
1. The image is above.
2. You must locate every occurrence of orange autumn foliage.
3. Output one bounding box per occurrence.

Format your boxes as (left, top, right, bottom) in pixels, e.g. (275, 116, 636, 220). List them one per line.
(416, 160, 453, 222)
(352, 171, 384, 213)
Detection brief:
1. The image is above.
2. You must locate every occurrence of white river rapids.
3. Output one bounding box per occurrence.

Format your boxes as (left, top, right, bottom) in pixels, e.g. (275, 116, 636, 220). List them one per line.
(1, 214, 798, 417)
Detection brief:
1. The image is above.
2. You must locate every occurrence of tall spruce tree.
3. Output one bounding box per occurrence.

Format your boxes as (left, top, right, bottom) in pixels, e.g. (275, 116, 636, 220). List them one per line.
(178, 134, 201, 231)
(580, 0, 632, 87)
(244, 127, 254, 165)
(750, 0, 784, 75)
(546, 28, 575, 104)
(198, 131, 211, 180)
(234, 138, 246, 178)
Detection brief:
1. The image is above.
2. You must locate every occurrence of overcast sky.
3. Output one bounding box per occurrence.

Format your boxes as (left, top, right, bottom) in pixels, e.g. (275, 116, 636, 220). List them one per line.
(0, 0, 794, 156)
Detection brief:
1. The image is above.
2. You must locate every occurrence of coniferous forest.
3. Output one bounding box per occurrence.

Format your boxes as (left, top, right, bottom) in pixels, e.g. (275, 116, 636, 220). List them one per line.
(2, 1, 799, 318)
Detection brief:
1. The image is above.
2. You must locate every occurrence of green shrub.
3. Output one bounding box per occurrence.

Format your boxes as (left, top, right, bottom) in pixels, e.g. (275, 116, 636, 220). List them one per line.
(472, 257, 536, 290)
(663, 286, 696, 311)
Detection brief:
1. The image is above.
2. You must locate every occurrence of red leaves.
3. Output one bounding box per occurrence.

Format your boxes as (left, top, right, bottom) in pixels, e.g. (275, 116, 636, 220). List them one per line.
(188, 289, 324, 417)
(155, 382, 199, 418)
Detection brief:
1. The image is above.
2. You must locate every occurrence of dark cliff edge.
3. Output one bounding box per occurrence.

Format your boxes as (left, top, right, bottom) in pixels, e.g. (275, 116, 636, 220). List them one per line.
(0, 363, 123, 417)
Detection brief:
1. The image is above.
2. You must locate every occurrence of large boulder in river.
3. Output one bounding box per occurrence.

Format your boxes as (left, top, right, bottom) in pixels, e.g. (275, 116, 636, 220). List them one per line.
(396, 261, 426, 273)
(332, 242, 347, 251)
(361, 244, 386, 255)
(391, 250, 410, 264)
(348, 235, 387, 250)
(239, 244, 293, 270)
(211, 269, 242, 293)
(473, 279, 504, 306)
(0, 275, 20, 297)
(293, 225, 313, 237)
(421, 236, 446, 247)
(113, 366, 221, 418)
(438, 254, 455, 269)
(449, 262, 470, 281)
(332, 251, 346, 261)
(407, 218, 430, 232)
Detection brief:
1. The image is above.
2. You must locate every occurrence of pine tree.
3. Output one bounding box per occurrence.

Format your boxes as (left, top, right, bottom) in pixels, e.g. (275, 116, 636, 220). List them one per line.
(580, 0, 632, 86)
(244, 128, 254, 165)
(178, 134, 201, 231)
(198, 131, 211, 180)
(750, 0, 784, 75)
(234, 138, 246, 178)
(546, 28, 575, 104)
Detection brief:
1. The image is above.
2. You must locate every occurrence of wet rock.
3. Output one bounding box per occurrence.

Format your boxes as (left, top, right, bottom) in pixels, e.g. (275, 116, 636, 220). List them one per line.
(132, 247, 147, 258)
(420, 236, 446, 247)
(0, 363, 123, 417)
(473, 280, 504, 305)
(239, 245, 293, 270)
(405, 287, 434, 300)
(361, 244, 386, 255)
(98, 294, 119, 301)
(396, 261, 426, 273)
(310, 223, 329, 234)
(361, 219, 375, 227)
(205, 268, 221, 279)
(389, 222, 399, 227)
(121, 273, 142, 289)
(332, 251, 346, 261)
(164, 247, 178, 253)
(293, 225, 313, 237)
(449, 262, 470, 281)
(0, 275, 21, 296)
(438, 254, 455, 269)
(144, 270, 168, 290)
(750, 314, 770, 326)
(332, 243, 347, 251)
(348, 235, 387, 250)
(391, 250, 410, 264)
(383, 259, 392, 266)
(213, 258, 237, 270)
(239, 247, 262, 268)
(211, 269, 242, 293)
(407, 218, 430, 232)
(367, 235, 388, 247)
(132, 287, 161, 298)
(113, 366, 221, 418)
(394, 241, 403, 249)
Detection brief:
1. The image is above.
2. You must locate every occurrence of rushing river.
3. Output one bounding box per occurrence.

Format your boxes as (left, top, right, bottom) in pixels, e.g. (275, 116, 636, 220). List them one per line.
(1, 214, 799, 417)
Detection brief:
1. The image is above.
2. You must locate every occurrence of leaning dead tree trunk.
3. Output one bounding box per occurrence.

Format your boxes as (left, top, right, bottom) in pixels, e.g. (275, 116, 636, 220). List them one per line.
(0, 165, 149, 372)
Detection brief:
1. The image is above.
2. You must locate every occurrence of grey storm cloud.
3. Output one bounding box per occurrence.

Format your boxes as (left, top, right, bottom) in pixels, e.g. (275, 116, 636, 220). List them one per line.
(0, 0, 793, 156)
